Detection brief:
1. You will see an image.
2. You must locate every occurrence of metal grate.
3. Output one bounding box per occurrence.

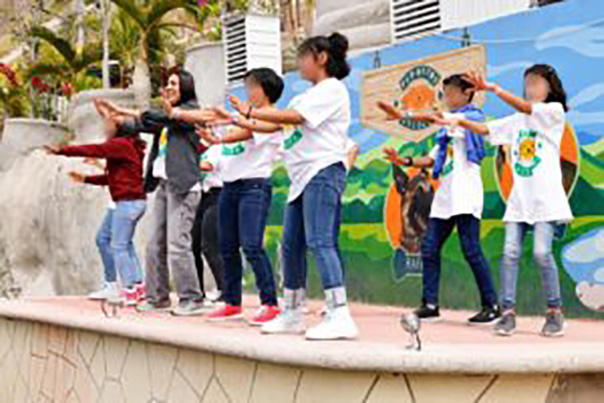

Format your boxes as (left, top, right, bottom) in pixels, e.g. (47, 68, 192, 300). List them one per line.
(391, 0, 442, 42)
(223, 14, 248, 85)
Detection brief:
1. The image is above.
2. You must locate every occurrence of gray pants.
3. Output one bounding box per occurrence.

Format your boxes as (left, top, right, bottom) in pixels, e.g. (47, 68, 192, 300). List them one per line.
(145, 181, 202, 303)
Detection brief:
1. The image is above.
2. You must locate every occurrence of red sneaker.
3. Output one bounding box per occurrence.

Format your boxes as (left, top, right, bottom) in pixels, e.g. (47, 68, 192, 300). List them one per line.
(249, 305, 280, 326)
(206, 304, 244, 322)
(134, 283, 146, 302)
(122, 288, 138, 307)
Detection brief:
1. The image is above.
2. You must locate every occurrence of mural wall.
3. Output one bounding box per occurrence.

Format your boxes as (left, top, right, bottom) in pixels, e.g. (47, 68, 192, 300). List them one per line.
(237, 0, 604, 318)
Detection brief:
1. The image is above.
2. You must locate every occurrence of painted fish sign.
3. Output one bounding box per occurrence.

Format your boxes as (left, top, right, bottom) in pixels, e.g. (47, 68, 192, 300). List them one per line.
(361, 45, 487, 142)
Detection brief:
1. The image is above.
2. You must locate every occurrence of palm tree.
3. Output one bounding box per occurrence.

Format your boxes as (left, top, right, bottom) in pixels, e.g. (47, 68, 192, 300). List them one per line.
(109, 0, 219, 108)
(29, 25, 103, 89)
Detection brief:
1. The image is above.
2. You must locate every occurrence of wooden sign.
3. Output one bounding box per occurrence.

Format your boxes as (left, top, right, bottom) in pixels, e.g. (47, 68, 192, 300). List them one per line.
(361, 45, 487, 142)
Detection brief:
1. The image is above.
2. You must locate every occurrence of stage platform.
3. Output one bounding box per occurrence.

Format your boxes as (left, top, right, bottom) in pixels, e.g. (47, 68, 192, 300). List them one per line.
(0, 295, 603, 402)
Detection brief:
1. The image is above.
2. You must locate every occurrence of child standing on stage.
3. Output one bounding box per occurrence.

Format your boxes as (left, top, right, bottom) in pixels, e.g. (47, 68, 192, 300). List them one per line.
(433, 66, 572, 337)
(191, 144, 225, 304)
(169, 68, 284, 325)
(44, 99, 147, 305)
(225, 32, 357, 340)
(378, 74, 501, 324)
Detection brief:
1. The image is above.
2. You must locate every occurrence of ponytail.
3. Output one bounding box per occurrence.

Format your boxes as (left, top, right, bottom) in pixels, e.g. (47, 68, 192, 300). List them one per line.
(298, 32, 350, 80)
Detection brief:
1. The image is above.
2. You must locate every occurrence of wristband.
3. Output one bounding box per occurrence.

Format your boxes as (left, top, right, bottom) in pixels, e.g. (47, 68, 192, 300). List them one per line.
(246, 106, 253, 119)
(171, 108, 181, 120)
(405, 157, 414, 166)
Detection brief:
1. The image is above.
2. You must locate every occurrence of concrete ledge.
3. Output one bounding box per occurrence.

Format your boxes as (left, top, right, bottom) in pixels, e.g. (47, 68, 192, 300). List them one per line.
(1, 297, 603, 375)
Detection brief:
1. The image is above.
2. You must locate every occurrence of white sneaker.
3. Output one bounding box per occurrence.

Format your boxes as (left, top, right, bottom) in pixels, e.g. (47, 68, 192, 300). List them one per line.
(305, 287, 358, 341)
(261, 308, 305, 334)
(261, 288, 306, 334)
(88, 282, 119, 301)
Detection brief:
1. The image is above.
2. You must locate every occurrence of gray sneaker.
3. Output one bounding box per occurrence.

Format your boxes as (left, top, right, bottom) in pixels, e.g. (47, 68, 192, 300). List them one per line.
(541, 311, 565, 337)
(494, 312, 516, 336)
(136, 299, 171, 313)
(171, 300, 206, 317)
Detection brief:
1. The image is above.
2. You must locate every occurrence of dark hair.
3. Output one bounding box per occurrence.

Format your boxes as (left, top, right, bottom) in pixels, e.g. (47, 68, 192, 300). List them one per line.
(115, 117, 140, 138)
(443, 74, 475, 102)
(524, 64, 568, 111)
(167, 66, 197, 106)
(244, 68, 284, 104)
(298, 32, 350, 80)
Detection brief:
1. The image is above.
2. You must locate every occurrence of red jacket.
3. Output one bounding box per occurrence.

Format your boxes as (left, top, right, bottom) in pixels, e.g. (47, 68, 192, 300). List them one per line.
(59, 137, 147, 202)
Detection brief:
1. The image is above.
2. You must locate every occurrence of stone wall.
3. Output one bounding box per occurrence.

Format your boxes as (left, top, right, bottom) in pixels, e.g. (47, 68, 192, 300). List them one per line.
(0, 316, 602, 402)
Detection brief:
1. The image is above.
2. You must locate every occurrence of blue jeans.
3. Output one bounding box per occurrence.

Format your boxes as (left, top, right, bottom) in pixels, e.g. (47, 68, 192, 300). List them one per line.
(96, 201, 146, 288)
(501, 221, 562, 310)
(282, 163, 346, 291)
(421, 215, 497, 307)
(219, 178, 277, 306)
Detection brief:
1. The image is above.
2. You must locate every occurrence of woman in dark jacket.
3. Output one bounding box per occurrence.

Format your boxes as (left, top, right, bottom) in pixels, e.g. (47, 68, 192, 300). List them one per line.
(98, 68, 211, 316)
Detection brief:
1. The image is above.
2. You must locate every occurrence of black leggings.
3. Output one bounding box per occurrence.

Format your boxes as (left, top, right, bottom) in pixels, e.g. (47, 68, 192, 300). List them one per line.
(191, 188, 225, 297)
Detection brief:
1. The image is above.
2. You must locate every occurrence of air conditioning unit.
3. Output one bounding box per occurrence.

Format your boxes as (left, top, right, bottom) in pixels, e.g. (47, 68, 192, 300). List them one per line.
(390, 0, 442, 43)
(223, 13, 282, 87)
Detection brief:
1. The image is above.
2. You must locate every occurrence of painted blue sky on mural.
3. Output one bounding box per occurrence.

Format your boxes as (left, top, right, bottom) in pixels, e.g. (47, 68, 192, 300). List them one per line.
(236, 0, 603, 153)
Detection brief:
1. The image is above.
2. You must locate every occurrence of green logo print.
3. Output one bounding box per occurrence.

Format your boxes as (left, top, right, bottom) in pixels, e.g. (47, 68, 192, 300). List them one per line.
(513, 129, 542, 177)
(222, 142, 246, 156)
(284, 129, 303, 150)
(395, 65, 441, 131)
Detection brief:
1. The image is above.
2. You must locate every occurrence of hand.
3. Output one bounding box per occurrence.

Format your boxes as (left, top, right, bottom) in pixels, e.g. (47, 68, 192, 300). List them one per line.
(212, 106, 232, 120)
(67, 171, 87, 183)
(377, 101, 404, 121)
(161, 89, 175, 118)
(199, 161, 214, 172)
(383, 147, 412, 166)
(462, 70, 499, 93)
(83, 157, 104, 169)
(94, 98, 120, 114)
(196, 127, 221, 145)
(432, 114, 460, 126)
(43, 144, 62, 154)
(229, 96, 250, 116)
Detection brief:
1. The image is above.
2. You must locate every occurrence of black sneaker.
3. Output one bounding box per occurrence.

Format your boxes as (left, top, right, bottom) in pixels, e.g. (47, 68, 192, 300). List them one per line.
(468, 305, 501, 325)
(414, 303, 441, 322)
(494, 312, 516, 336)
(541, 311, 565, 338)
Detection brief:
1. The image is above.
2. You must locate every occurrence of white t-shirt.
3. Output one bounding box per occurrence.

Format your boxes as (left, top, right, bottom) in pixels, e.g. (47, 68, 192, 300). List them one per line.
(200, 145, 223, 192)
(281, 78, 351, 202)
(486, 102, 573, 224)
(428, 113, 484, 220)
(344, 138, 358, 171)
(216, 130, 282, 183)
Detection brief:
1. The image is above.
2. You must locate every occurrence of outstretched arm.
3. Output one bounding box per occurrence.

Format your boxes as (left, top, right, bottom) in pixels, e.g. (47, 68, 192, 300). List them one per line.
(383, 147, 434, 168)
(196, 127, 253, 145)
(94, 98, 141, 119)
(213, 106, 282, 134)
(463, 70, 532, 114)
(230, 96, 304, 125)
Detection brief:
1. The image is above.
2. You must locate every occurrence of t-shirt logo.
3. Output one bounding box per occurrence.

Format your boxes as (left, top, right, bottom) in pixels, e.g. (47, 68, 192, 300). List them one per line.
(284, 128, 303, 150)
(441, 145, 454, 177)
(222, 142, 246, 156)
(513, 129, 542, 177)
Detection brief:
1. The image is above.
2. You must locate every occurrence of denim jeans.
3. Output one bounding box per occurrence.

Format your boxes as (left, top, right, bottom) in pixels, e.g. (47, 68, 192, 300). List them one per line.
(421, 215, 497, 307)
(500, 221, 562, 310)
(192, 188, 225, 297)
(282, 163, 346, 291)
(219, 178, 277, 306)
(96, 201, 146, 288)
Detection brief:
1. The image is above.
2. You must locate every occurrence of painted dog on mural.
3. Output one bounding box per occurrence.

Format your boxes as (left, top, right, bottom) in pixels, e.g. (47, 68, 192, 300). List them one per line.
(392, 164, 435, 255)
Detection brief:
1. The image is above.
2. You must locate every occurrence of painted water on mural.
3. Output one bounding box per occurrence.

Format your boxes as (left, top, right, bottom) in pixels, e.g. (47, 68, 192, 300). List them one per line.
(233, 0, 603, 318)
